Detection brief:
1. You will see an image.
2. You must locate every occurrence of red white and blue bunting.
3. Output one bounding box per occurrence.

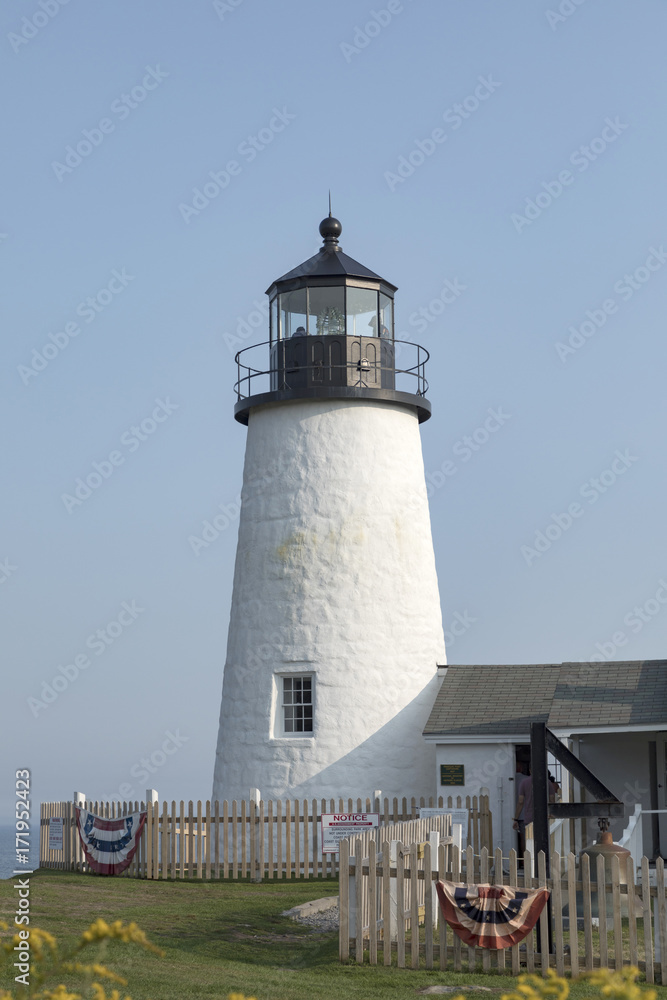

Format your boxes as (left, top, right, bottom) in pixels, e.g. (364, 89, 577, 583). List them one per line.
(436, 881, 549, 949)
(76, 808, 146, 875)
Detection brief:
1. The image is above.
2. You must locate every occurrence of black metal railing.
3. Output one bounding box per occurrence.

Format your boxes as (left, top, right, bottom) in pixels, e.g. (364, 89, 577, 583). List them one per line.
(234, 338, 429, 402)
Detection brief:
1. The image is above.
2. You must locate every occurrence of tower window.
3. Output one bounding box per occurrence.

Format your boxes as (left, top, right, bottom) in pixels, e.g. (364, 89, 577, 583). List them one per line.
(282, 676, 313, 735)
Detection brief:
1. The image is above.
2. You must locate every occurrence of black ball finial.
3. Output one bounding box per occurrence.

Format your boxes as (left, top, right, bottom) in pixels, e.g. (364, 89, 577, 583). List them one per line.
(319, 215, 342, 240)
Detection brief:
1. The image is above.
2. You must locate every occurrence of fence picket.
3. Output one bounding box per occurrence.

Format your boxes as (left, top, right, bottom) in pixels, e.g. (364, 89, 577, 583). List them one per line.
(231, 800, 238, 880)
(268, 800, 274, 880)
(537, 851, 549, 976)
(285, 799, 291, 880)
(198, 801, 204, 878)
(249, 800, 256, 881)
(161, 800, 168, 880)
(214, 800, 220, 880)
(369, 839, 378, 966)
(552, 851, 564, 976)
(612, 855, 623, 971)
(260, 799, 266, 880)
(188, 801, 194, 879)
(642, 856, 654, 983)
(597, 855, 608, 971)
(524, 849, 534, 973)
(153, 801, 160, 880)
(294, 799, 300, 879)
(494, 847, 505, 971)
(567, 852, 578, 976)
(205, 800, 212, 881)
(303, 799, 308, 880)
(466, 844, 476, 971)
(452, 843, 462, 972)
(581, 852, 593, 971)
(510, 849, 520, 975)
(627, 858, 638, 967)
(424, 841, 433, 970)
(657, 858, 667, 985)
(481, 847, 490, 973)
(396, 840, 406, 968)
(382, 838, 392, 965)
(339, 838, 349, 961)
(277, 800, 283, 879)
(223, 800, 229, 879)
(241, 799, 247, 879)
(146, 802, 153, 879)
(438, 842, 447, 971)
(410, 842, 419, 969)
(355, 837, 364, 964)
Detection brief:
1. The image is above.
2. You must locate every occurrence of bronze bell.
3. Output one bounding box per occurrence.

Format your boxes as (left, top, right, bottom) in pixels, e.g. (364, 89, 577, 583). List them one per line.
(580, 818, 631, 885)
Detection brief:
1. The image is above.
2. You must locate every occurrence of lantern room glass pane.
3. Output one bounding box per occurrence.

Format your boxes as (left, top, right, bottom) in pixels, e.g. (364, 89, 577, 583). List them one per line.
(379, 293, 393, 339)
(347, 287, 379, 337)
(270, 295, 278, 344)
(308, 286, 345, 336)
(280, 288, 307, 339)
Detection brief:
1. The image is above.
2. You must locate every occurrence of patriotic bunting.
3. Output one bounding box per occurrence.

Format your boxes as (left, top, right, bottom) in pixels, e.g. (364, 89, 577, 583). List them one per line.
(436, 880, 549, 949)
(76, 808, 146, 875)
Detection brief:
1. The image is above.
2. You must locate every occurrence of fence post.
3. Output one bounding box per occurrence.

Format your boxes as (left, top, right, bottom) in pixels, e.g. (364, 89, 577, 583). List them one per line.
(429, 831, 439, 928)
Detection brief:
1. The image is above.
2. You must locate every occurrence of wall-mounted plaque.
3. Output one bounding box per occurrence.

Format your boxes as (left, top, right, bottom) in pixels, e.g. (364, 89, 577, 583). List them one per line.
(440, 764, 465, 786)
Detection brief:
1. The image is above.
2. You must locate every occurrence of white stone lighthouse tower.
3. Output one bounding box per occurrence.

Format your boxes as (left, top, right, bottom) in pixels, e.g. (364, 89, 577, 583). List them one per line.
(213, 213, 447, 803)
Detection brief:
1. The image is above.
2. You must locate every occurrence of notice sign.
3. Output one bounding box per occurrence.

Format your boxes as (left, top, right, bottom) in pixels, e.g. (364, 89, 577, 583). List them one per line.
(419, 807, 468, 849)
(48, 817, 64, 851)
(321, 813, 379, 854)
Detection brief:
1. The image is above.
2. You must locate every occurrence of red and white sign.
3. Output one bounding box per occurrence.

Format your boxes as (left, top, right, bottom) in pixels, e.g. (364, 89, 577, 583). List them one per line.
(321, 813, 379, 854)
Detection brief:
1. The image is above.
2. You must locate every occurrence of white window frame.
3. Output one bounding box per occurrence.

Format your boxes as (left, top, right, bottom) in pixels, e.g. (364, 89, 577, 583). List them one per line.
(275, 673, 314, 738)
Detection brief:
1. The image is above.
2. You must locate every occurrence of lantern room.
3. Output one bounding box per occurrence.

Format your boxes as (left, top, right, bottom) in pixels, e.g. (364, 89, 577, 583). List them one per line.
(234, 213, 431, 424)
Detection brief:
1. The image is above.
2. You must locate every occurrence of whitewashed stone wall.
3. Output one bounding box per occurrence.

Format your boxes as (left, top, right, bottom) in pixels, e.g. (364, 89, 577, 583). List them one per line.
(213, 397, 447, 803)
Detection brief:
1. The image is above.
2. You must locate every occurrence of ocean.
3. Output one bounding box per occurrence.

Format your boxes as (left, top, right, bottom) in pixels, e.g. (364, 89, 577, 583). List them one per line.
(0, 825, 39, 881)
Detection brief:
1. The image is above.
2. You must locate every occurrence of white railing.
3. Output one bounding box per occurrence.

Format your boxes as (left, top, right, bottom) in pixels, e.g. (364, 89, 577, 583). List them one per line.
(619, 803, 644, 874)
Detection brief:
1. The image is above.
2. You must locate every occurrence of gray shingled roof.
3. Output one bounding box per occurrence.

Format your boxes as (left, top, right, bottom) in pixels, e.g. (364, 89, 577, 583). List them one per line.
(550, 661, 667, 728)
(424, 660, 667, 737)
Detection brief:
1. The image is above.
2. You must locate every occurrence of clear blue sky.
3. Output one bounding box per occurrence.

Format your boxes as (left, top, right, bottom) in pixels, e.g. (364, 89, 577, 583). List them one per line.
(2, 0, 667, 821)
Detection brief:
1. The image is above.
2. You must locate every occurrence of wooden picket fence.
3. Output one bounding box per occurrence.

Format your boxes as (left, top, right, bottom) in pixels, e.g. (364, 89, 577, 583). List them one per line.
(340, 841, 667, 981)
(340, 814, 454, 957)
(39, 794, 491, 879)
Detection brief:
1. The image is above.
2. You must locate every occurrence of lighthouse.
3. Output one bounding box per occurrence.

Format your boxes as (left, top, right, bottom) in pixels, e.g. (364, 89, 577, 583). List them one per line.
(213, 213, 447, 804)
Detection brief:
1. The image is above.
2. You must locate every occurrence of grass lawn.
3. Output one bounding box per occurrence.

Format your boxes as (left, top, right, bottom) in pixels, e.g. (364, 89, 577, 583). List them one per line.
(1, 870, 664, 1000)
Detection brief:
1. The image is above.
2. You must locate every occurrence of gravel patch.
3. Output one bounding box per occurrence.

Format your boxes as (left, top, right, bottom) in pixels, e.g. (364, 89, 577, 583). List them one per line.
(288, 901, 339, 932)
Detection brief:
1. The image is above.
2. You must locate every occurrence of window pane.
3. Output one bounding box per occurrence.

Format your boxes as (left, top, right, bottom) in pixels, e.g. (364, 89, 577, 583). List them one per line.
(347, 287, 378, 337)
(308, 286, 345, 336)
(270, 295, 278, 342)
(280, 289, 307, 339)
(379, 294, 393, 339)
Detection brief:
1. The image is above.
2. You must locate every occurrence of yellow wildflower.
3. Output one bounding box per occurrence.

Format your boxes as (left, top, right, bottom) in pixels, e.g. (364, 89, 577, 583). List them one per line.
(61, 962, 127, 985)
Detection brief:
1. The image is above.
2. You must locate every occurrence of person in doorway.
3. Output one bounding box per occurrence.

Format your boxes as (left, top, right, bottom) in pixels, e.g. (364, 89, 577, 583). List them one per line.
(512, 770, 559, 831)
